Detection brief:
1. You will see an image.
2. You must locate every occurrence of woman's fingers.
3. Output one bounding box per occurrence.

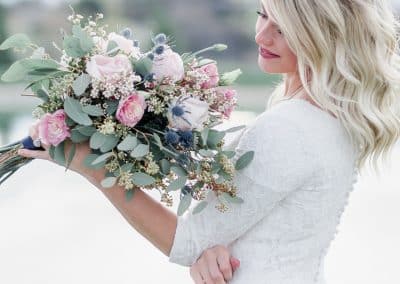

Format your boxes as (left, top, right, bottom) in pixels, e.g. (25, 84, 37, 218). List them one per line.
(190, 264, 206, 284)
(196, 258, 215, 284)
(17, 148, 50, 161)
(230, 256, 240, 272)
(216, 253, 233, 281)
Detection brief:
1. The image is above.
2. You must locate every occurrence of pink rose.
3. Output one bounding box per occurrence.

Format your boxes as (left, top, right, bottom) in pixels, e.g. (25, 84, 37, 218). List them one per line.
(116, 93, 146, 127)
(151, 47, 184, 83)
(86, 54, 132, 83)
(199, 63, 219, 89)
(38, 109, 71, 146)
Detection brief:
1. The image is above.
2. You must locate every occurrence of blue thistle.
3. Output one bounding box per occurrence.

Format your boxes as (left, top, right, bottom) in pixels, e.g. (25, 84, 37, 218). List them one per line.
(154, 33, 167, 44)
(178, 130, 194, 148)
(171, 105, 185, 117)
(165, 130, 180, 145)
(155, 45, 165, 55)
(120, 28, 133, 39)
(147, 53, 155, 61)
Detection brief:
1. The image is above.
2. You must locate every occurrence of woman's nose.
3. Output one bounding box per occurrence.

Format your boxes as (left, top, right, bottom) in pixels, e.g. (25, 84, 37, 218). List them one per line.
(255, 29, 273, 46)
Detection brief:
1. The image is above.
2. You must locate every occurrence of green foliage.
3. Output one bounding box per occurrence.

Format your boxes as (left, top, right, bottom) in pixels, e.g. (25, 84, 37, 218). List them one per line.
(72, 73, 91, 96)
(0, 33, 31, 51)
(235, 151, 255, 170)
(177, 193, 192, 216)
(64, 96, 93, 126)
(131, 172, 155, 186)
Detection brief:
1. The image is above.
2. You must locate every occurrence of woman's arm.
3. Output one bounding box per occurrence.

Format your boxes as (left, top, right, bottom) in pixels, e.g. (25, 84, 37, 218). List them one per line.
(19, 113, 314, 266)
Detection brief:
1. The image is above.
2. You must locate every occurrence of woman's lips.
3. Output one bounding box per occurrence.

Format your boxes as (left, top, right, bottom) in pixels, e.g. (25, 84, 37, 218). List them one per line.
(259, 47, 280, 59)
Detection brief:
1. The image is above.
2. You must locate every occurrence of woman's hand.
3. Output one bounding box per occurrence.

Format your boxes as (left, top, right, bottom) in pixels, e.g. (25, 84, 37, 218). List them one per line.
(190, 245, 240, 284)
(17, 123, 94, 177)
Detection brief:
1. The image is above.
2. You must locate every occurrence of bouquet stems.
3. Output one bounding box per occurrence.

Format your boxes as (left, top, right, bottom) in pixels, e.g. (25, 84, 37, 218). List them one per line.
(0, 137, 43, 186)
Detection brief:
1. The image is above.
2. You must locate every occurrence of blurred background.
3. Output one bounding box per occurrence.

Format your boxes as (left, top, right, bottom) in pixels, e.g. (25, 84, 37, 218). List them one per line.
(0, 1, 399, 283)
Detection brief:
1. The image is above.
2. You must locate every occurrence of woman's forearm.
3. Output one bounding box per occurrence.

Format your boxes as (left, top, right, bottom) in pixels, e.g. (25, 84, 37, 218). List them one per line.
(83, 168, 177, 256)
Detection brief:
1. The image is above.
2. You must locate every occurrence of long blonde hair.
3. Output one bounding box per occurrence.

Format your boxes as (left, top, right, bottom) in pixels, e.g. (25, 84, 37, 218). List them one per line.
(264, 0, 400, 175)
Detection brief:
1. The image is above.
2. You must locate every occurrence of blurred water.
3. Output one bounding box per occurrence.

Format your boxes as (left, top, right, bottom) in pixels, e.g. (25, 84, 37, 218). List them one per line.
(0, 112, 399, 284)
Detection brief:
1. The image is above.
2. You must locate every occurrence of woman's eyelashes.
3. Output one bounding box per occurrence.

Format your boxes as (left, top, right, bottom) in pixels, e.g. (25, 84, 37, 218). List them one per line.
(256, 10, 283, 35)
(256, 10, 268, 19)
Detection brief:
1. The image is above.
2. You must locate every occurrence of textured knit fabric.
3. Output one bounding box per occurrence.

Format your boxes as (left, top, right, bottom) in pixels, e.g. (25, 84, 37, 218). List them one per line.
(169, 98, 359, 284)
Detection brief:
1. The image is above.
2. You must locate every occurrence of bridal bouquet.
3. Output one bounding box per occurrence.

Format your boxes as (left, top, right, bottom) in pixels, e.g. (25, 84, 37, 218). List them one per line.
(0, 10, 253, 215)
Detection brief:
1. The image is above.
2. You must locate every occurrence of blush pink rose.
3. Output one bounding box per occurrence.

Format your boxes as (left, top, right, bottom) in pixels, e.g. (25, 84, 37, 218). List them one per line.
(38, 109, 71, 146)
(151, 47, 184, 83)
(116, 93, 146, 127)
(199, 63, 219, 89)
(86, 54, 132, 83)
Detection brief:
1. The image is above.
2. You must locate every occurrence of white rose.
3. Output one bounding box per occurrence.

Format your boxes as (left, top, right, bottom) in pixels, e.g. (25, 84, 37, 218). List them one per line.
(108, 32, 140, 59)
(86, 54, 132, 83)
(167, 96, 209, 131)
(151, 47, 184, 83)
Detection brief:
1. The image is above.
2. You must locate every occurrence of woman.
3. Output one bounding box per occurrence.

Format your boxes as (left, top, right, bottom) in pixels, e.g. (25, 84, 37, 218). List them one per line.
(19, 0, 400, 283)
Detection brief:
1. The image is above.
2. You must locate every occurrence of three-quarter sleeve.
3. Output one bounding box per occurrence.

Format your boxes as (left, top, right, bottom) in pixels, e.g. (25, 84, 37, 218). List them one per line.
(168, 113, 316, 266)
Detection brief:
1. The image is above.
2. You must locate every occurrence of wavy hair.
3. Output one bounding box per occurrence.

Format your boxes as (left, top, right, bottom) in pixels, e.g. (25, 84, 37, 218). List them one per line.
(263, 0, 400, 175)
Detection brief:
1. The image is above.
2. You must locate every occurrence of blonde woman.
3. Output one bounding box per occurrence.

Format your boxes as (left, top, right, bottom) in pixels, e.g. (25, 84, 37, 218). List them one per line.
(19, 0, 400, 283)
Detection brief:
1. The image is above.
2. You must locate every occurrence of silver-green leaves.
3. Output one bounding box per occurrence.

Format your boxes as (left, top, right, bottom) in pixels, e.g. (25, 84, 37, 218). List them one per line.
(64, 97, 92, 126)
(0, 33, 31, 50)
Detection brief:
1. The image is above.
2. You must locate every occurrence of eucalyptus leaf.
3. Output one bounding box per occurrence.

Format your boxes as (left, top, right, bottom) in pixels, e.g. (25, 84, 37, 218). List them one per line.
(177, 194, 192, 216)
(64, 96, 92, 126)
(130, 144, 149, 158)
(131, 172, 155, 186)
(120, 163, 133, 173)
(167, 176, 187, 192)
(72, 73, 91, 96)
(0, 33, 31, 50)
(235, 151, 255, 170)
(82, 104, 104, 116)
(91, 152, 113, 165)
(193, 201, 208, 215)
(49, 145, 56, 160)
(76, 125, 96, 136)
(152, 133, 162, 147)
(117, 135, 138, 151)
(101, 177, 117, 188)
(105, 100, 119, 115)
(65, 143, 76, 171)
(207, 129, 225, 149)
(199, 149, 215, 157)
(90, 132, 107, 150)
(83, 154, 106, 169)
(125, 189, 135, 201)
(54, 142, 66, 166)
(221, 192, 244, 204)
(171, 166, 187, 177)
(200, 128, 209, 146)
(160, 159, 171, 174)
(133, 57, 153, 78)
(1, 59, 59, 82)
(63, 35, 86, 58)
(100, 135, 119, 153)
(221, 151, 235, 159)
(106, 40, 119, 56)
(71, 129, 89, 143)
(36, 89, 49, 102)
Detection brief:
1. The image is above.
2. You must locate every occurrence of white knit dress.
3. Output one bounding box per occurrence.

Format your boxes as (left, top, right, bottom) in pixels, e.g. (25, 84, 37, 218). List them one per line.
(169, 98, 359, 284)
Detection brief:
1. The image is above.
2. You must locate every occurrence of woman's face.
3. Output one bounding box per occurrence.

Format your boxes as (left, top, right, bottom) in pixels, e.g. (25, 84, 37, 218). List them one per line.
(255, 2, 298, 74)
